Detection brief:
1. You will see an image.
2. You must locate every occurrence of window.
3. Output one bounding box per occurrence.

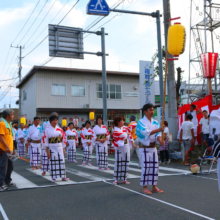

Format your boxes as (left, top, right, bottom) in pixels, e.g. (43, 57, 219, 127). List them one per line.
(23, 90, 27, 101)
(71, 85, 85, 96)
(96, 84, 122, 100)
(52, 84, 66, 96)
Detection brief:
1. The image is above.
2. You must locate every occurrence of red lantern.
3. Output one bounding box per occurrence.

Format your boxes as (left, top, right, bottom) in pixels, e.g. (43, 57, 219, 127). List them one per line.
(200, 52, 218, 78)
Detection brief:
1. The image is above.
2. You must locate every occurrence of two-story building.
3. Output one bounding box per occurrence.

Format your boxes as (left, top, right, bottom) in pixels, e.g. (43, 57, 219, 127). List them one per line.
(17, 66, 141, 126)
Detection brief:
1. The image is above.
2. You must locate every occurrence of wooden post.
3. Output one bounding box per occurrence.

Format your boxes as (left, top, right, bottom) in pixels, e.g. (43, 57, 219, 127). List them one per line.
(162, 19, 171, 141)
(208, 78, 212, 95)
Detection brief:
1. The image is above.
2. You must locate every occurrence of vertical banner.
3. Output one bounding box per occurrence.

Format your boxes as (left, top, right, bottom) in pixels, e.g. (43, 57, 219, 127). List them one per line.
(139, 60, 155, 109)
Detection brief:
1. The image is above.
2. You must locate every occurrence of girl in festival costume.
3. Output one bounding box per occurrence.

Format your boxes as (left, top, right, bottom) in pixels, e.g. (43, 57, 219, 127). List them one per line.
(43, 114, 69, 182)
(17, 123, 26, 158)
(112, 116, 136, 185)
(81, 120, 94, 166)
(66, 122, 78, 163)
(93, 117, 110, 170)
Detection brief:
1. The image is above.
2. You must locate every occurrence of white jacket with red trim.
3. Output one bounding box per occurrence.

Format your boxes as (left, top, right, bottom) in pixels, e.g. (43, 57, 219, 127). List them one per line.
(113, 126, 133, 148)
(81, 127, 94, 145)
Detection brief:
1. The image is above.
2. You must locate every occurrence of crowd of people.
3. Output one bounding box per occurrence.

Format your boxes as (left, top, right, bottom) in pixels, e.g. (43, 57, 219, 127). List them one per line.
(0, 103, 220, 194)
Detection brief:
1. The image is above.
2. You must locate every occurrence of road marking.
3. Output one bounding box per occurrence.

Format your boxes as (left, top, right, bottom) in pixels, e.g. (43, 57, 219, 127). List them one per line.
(78, 165, 140, 178)
(11, 172, 38, 188)
(27, 168, 76, 185)
(190, 175, 218, 181)
(65, 167, 108, 181)
(106, 164, 183, 176)
(76, 153, 191, 174)
(0, 204, 9, 220)
(103, 181, 215, 220)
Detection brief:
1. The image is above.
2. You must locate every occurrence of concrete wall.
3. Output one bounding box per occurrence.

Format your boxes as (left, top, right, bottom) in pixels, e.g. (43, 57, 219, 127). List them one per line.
(20, 75, 37, 123)
(35, 70, 140, 110)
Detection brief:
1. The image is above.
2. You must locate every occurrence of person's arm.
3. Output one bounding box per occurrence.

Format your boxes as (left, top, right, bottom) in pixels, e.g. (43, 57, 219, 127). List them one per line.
(179, 129, 183, 143)
(196, 105, 202, 114)
(0, 135, 11, 153)
(157, 136, 164, 146)
(199, 119, 202, 133)
(191, 129, 195, 144)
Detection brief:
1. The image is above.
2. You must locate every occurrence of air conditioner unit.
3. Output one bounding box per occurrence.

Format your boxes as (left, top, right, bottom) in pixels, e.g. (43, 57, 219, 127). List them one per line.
(84, 104, 90, 109)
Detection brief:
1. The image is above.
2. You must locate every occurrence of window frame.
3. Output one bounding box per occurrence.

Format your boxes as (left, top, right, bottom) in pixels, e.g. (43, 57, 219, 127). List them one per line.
(71, 85, 86, 97)
(23, 89, 27, 101)
(51, 84, 66, 96)
(96, 83, 122, 100)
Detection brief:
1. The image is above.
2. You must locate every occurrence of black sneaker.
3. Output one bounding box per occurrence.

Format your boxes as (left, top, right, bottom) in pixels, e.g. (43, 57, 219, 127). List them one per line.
(0, 185, 8, 192)
(6, 182, 16, 187)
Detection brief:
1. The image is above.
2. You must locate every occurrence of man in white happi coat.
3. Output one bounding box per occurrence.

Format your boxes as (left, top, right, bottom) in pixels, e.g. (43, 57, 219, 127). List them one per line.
(136, 103, 165, 195)
(27, 117, 42, 170)
(209, 108, 220, 192)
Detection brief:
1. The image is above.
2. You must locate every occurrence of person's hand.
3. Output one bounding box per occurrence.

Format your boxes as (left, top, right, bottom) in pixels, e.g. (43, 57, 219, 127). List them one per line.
(133, 144, 138, 148)
(160, 141, 165, 146)
(87, 142, 91, 146)
(179, 138, 182, 143)
(192, 138, 196, 144)
(160, 125, 165, 132)
(47, 153, 51, 159)
(5, 147, 11, 154)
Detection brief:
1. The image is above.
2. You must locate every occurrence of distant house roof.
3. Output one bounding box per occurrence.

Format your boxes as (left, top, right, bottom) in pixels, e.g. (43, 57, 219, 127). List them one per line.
(16, 66, 139, 88)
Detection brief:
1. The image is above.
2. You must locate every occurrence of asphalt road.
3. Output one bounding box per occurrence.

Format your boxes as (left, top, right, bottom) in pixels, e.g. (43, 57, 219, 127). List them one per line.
(0, 149, 219, 220)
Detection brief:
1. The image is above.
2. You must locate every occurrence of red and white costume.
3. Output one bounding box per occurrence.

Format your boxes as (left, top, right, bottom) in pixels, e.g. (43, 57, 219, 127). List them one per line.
(93, 125, 110, 169)
(43, 125, 67, 180)
(65, 129, 78, 162)
(81, 128, 94, 165)
(113, 126, 133, 181)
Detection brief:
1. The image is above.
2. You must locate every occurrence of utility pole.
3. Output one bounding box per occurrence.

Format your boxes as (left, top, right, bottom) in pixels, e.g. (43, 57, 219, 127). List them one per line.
(101, 28, 108, 126)
(19, 46, 22, 121)
(163, 0, 178, 139)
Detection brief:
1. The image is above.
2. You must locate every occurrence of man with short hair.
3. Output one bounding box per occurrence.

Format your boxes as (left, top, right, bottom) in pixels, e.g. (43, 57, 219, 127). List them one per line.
(185, 104, 201, 142)
(0, 109, 16, 191)
(128, 115, 140, 167)
(199, 110, 210, 148)
(179, 114, 195, 166)
(27, 117, 42, 170)
(136, 104, 165, 194)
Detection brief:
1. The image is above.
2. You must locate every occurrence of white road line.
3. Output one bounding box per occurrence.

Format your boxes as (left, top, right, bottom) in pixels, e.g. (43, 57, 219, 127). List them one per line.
(65, 167, 109, 181)
(11, 172, 38, 189)
(76, 153, 191, 174)
(0, 204, 9, 220)
(27, 168, 76, 185)
(106, 164, 182, 176)
(190, 175, 218, 181)
(103, 181, 215, 220)
(78, 165, 140, 178)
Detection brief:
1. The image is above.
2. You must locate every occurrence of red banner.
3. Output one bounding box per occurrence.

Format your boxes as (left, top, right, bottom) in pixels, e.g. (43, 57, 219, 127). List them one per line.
(200, 52, 218, 78)
(178, 95, 217, 144)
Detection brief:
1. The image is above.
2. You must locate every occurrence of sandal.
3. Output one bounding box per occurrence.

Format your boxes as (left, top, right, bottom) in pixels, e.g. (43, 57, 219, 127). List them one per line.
(142, 190, 152, 195)
(123, 181, 130, 184)
(113, 181, 118, 185)
(152, 188, 164, 193)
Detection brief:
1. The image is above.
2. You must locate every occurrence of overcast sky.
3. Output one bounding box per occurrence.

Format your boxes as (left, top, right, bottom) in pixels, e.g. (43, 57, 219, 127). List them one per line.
(0, 0, 218, 108)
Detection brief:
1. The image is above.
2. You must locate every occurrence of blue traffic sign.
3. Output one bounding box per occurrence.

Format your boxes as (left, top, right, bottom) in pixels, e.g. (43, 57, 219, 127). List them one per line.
(87, 0, 110, 16)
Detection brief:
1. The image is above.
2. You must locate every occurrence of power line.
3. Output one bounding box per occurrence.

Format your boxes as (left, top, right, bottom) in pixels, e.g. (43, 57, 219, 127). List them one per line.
(58, 0, 80, 25)
(17, 0, 49, 46)
(11, 0, 41, 45)
(24, 0, 57, 46)
(23, 0, 81, 58)
(25, 0, 71, 50)
(0, 47, 11, 77)
(2, 49, 17, 80)
(0, 77, 18, 82)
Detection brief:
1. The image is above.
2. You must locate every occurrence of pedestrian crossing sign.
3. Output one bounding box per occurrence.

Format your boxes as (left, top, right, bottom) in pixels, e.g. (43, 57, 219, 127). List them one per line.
(87, 0, 110, 16)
